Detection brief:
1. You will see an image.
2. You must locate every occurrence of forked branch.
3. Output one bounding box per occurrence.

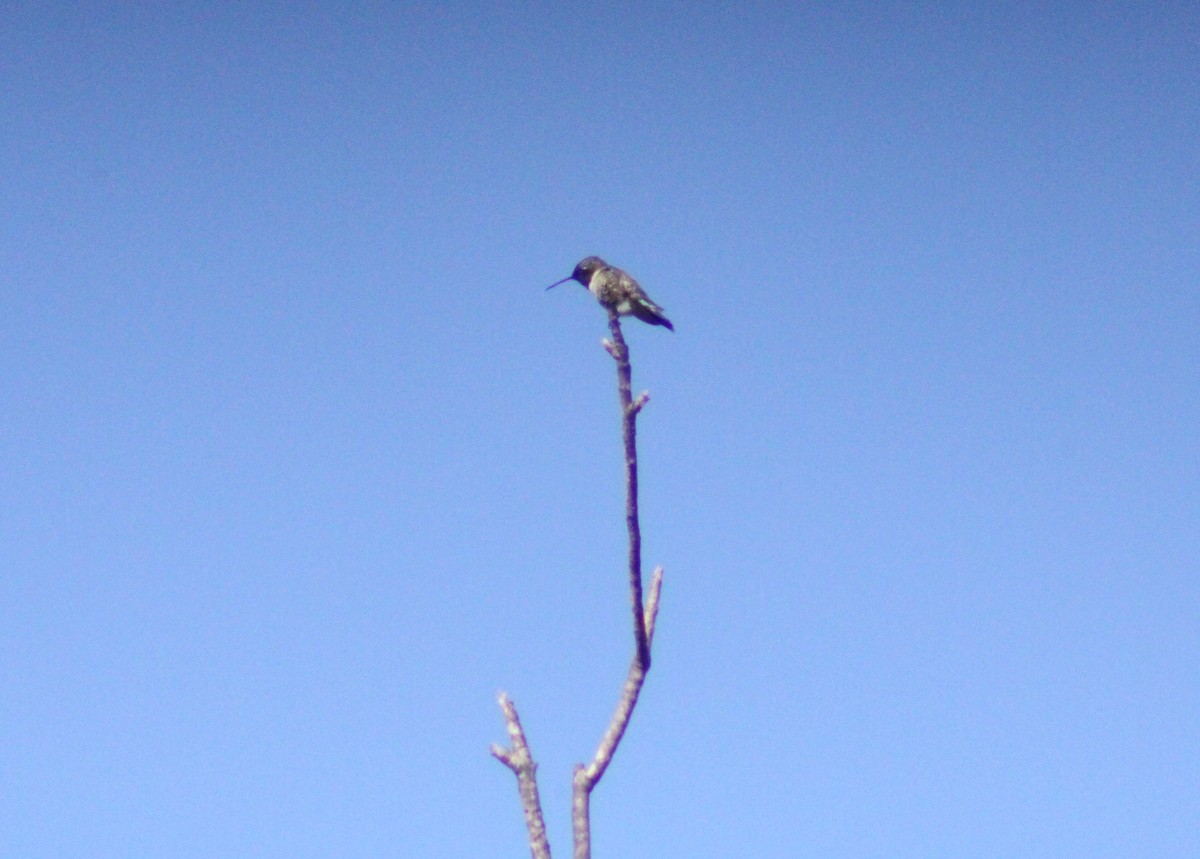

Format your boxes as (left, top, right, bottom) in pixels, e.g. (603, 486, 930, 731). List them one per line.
(490, 694, 551, 859)
(572, 566, 662, 858)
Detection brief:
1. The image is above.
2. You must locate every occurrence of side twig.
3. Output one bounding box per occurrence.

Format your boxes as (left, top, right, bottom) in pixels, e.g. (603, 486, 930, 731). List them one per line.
(490, 694, 552, 859)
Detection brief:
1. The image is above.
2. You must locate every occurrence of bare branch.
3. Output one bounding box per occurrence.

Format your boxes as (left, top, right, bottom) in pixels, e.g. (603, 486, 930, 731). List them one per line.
(568, 313, 666, 858)
(491, 693, 552, 859)
(495, 309, 667, 859)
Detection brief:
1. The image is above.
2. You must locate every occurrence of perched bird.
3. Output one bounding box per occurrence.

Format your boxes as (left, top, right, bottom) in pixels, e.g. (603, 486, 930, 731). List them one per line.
(547, 256, 674, 331)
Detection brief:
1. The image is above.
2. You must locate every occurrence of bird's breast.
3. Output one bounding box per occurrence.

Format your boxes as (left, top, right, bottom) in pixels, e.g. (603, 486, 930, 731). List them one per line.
(594, 273, 632, 305)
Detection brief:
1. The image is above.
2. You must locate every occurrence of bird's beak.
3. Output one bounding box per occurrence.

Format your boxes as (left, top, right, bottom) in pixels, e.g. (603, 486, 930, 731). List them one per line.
(546, 276, 572, 291)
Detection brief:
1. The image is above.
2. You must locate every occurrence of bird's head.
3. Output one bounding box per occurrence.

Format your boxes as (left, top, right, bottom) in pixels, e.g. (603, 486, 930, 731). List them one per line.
(547, 256, 607, 290)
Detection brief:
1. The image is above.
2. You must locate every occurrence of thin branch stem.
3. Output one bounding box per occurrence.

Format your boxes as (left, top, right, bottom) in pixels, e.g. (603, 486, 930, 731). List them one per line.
(605, 311, 652, 670)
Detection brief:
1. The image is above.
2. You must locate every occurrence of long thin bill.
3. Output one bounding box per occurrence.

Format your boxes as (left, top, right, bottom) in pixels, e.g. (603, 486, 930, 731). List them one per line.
(545, 276, 573, 290)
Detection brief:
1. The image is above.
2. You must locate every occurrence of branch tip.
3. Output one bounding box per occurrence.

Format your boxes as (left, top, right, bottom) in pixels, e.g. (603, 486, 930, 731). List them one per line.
(490, 744, 514, 768)
(645, 566, 664, 641)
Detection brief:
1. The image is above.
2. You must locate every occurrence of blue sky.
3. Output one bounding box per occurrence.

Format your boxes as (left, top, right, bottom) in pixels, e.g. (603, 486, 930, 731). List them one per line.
(2, 2, 1197, 856)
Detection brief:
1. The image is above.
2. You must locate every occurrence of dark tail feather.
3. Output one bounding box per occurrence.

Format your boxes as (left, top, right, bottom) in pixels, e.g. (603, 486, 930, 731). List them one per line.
(631, 299, 674, 331)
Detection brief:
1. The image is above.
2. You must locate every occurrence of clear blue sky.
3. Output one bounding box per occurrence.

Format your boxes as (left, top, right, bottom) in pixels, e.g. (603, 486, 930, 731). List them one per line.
(3, 3, 1197, 856)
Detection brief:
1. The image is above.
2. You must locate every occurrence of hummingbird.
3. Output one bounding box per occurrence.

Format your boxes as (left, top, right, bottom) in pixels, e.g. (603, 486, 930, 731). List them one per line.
(547, 256, 674, 331)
